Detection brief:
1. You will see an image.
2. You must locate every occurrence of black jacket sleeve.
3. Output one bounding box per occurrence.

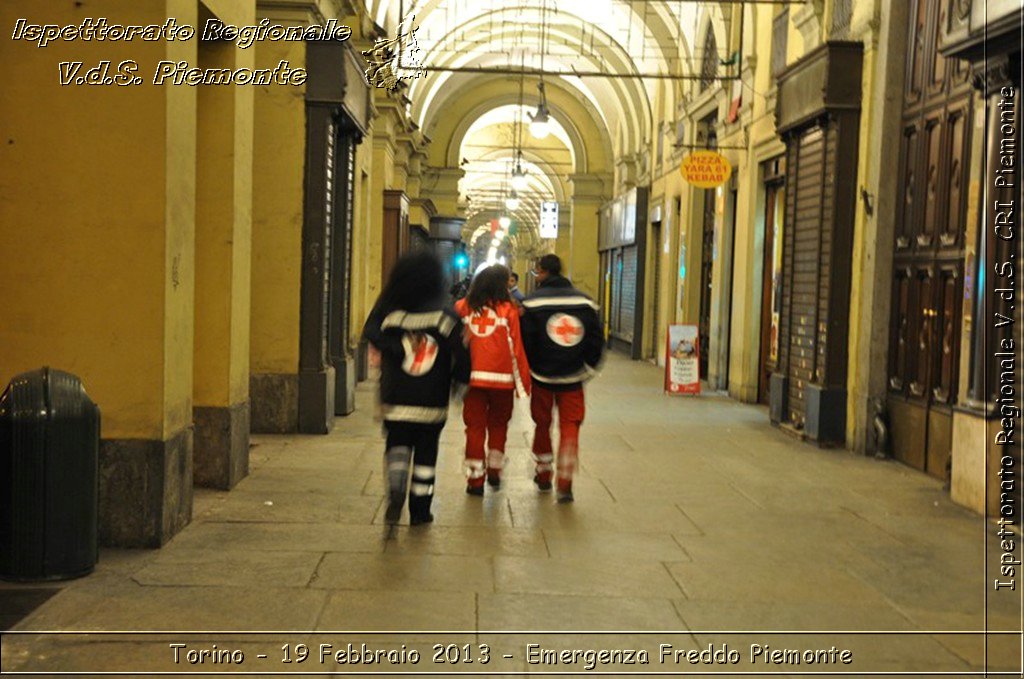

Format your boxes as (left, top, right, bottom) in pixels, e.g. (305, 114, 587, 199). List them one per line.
(444, 309, 471, 385)
(582, 306, 605, 370)
(362, 305, 405, 361)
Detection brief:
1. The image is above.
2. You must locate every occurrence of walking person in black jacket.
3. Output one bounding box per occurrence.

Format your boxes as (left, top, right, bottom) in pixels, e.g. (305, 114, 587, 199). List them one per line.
(520, 254, 605, 503)
(363, 251, 471, 525)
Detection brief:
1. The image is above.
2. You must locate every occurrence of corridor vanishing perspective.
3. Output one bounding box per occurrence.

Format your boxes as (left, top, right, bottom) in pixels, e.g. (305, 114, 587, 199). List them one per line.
(0, 0, 1021, 675)
(2, 355, 1019, 674)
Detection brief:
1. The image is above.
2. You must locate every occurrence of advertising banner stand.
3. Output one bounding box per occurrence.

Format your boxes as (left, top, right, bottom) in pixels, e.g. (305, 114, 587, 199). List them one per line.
(665, 325, 700, 395)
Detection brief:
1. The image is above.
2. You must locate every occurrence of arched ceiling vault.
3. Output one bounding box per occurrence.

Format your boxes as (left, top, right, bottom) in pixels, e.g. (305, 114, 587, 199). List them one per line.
(364, 0, 724, 161)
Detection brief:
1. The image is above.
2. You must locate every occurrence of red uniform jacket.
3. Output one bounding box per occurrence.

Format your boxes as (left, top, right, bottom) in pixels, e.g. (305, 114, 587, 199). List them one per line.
(454, 298, 532, 396)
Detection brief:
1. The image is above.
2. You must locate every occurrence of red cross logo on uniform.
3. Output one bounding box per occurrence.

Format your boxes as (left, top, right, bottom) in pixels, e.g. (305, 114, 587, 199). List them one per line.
(547, 313, 584, 347)
(468, 308, 499, 337)
(401, 332, 439, 376)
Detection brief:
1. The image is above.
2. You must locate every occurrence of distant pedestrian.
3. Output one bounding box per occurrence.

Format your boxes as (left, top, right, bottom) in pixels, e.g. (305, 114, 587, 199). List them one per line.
(450, 273, 472, 302)
(508, 271, 525, 305)
(520, 254, 604, 503)
(362, 251, 470, 525)
(455, 264, 531, 494)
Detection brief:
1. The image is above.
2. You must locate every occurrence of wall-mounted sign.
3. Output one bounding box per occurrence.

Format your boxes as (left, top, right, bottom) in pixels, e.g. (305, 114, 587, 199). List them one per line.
(665, 325, 700, 395)
(540, 201, 559, 239)
(680, 151, 732, 189)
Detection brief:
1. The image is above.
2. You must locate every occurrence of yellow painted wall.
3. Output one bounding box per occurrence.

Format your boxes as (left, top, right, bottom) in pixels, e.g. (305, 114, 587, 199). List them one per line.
(0, 1, 203, 440)
(251, 39, 305, 375)
(194, 0, 255, 408)
(162, 0, 199, 437)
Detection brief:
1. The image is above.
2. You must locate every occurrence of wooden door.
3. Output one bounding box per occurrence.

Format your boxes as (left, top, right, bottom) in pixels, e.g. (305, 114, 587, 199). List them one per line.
(887, 0, 972, 477)
(698, 188, 715, 379)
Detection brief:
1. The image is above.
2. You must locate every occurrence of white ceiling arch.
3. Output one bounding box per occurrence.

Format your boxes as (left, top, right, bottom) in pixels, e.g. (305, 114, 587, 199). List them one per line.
(409, 13, 653, 153)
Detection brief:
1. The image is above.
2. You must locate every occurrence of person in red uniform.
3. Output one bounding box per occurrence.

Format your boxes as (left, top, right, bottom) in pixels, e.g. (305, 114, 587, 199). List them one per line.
(454, 264, 531, 494)
(520, 254, 604, 503)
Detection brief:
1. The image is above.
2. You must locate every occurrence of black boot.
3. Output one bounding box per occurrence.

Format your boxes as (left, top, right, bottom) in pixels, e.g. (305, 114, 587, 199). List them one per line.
(408, 495, 434, 526)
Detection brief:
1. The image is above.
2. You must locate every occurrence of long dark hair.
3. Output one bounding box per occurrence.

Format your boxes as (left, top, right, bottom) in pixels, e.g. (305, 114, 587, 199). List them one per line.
(373, 250, 445, 315)
(465, 264, 511, 312)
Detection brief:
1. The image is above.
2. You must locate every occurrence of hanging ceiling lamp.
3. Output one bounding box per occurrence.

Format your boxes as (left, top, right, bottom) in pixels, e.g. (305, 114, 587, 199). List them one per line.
(529, 80, 551, 139)
(505, 190, 521, 211)
(511, 152, 528, 192)
(530, 2, 552, 140)
(512, 58, 530, 190)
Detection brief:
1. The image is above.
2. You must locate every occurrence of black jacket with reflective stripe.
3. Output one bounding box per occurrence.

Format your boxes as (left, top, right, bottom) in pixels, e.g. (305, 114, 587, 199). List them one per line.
(362, 304, 470, 422)
(520, 276, 605, 392)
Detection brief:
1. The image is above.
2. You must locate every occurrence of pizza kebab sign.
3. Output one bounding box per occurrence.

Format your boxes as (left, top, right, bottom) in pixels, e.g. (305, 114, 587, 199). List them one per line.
(680, 150, 732, 188)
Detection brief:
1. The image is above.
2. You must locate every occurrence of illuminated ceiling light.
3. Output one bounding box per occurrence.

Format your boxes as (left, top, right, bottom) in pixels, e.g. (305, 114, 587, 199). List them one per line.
(499, 216, 511, 229)
(529, 107, 550, 139)
(511, 155, 529, 191)
(505, 191, 520, 211)
(529, 81, 551, 139)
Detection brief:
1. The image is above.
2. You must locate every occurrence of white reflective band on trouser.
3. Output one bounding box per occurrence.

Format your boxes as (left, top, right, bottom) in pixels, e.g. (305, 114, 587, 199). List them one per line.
(412, 465, 434, 480)
(532, 452, 553, 472)
(557, 445, 578, 478)
(464, 459, 486, 479)
(410, 482, 434, 496)
(471, 371, 514, 383)
(487, 450, 505, 469)
(382, 405, 448, 423)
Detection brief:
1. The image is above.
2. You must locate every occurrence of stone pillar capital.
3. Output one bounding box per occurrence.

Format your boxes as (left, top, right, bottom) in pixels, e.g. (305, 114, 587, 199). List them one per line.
(568, 173, 611, 202)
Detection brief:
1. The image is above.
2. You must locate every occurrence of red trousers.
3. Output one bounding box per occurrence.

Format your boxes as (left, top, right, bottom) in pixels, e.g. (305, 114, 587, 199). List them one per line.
(531, 386, 586, 492)
(463, 387, 514, 487)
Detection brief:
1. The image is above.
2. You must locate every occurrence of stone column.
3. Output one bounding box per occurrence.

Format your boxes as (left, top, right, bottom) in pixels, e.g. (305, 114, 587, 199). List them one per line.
(193, 23, 254, 490)
(568, 174, 609, 299)
(0, 0, 202, 547)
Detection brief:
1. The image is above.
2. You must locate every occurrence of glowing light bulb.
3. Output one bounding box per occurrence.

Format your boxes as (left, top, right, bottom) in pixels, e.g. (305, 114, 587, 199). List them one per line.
(511, 168, 528, 192)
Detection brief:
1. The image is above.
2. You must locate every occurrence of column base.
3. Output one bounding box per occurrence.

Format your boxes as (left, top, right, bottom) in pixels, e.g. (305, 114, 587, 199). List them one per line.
(805, 383, 846, 446)
(334, 356, 356, 416)
(98, 428, 193, 548)
(356, 339, 370, 383)
(250, 373, 299, 433)
(299, 367, 335, 434)
(193, 402, 250, 490)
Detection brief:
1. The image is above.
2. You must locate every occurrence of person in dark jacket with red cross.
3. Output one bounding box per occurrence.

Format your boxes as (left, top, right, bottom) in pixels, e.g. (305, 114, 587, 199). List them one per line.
(363, 251, 471, 525)
(520, 254, 605, 503)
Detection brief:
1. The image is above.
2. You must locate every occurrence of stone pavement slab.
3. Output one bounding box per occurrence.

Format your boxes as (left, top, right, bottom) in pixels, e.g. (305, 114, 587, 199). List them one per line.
(2, 354, 1019, 676)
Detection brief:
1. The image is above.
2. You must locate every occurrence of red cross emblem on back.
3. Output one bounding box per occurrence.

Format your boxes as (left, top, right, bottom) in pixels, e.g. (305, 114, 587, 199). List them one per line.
(468, 308, 499, 337)
(546, 313, 584, 347)
(401, 332, 439, 376)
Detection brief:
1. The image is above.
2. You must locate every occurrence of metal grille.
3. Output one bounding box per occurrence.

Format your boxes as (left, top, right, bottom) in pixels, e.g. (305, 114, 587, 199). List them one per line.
(831, 0, 853, 39)
(771, 10, 789, 77)
(321, 120, 335, 358)
(699, 24, 718, 92)
(619, 245, 638, 340)
(610, 251, 623, 335)
(785, 125, 826, 426)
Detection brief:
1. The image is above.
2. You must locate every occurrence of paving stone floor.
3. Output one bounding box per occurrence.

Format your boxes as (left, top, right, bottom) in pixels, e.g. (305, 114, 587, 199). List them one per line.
(1, 354, 1020, 676)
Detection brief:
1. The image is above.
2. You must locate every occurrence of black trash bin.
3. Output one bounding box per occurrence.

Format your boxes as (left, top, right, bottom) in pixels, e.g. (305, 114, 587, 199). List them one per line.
(0, 368, 100, 581)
